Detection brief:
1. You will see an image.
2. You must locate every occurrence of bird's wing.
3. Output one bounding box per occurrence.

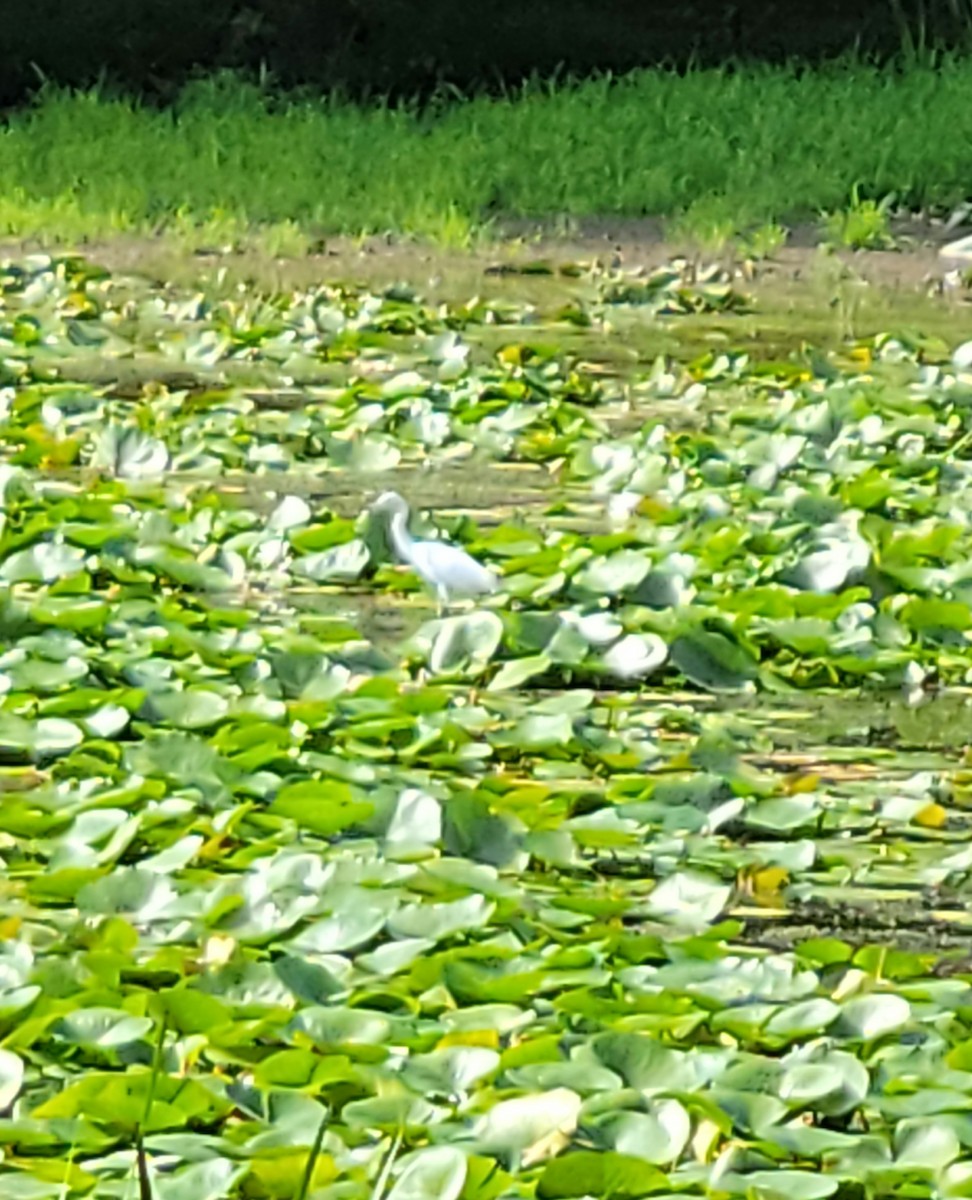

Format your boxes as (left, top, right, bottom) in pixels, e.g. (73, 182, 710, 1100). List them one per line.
(410, 541, 497, 594)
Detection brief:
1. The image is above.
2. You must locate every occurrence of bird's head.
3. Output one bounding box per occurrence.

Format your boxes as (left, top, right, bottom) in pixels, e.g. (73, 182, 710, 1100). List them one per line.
(370, 491, 409, 518)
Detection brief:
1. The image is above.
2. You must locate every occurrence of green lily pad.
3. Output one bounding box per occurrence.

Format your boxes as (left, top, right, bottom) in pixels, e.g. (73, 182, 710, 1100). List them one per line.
(0, 1049, 24, 1109)
(92, 426, 169, 478)
(387, 1147, 467, 1200)
(670, 629, 758, 691)
(572, 550, 651, 597)
(537, 1150, 667, 1199)
(0, 542, 86, 584)
(53, 1008, 154, 1049)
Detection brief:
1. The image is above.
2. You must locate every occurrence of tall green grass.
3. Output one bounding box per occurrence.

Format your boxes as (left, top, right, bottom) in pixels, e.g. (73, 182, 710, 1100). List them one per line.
(1, 60, 972, 245)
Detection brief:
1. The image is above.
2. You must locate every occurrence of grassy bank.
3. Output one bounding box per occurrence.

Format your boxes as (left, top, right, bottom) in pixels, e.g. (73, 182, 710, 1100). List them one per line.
(2, 58, 972, 248)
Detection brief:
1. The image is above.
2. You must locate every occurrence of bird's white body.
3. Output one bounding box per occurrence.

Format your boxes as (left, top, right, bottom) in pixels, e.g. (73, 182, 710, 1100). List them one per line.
(371, 491, 498, 610)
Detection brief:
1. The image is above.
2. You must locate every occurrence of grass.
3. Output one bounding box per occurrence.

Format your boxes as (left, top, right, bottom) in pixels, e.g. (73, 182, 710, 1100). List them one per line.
(822, 184, 898, 249)
(2, 58, 972, 247)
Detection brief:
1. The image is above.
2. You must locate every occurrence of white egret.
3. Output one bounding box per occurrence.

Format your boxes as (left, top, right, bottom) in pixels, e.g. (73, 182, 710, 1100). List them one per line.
(370, 491, 498, 612)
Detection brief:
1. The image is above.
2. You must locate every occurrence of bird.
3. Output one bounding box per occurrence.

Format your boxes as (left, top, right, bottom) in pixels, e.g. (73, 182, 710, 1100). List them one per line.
(369, 491, 498, 613)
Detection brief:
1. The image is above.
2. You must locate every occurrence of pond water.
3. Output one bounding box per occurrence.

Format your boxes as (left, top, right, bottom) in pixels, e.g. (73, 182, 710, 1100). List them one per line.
(1, 250, 972, 1198)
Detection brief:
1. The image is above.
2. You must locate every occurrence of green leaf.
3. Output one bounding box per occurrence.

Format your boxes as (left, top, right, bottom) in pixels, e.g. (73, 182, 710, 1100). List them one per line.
(383, 787, 442, 846)
(0, 1049, 24, 1108)
(0, 542, 86, 583)
(92, 426, 169, 478)
(536, 1150, 667, 1199)
(836, 993, 910, 1040)
(510, 712, 574, 750)
(152, 1157, 245, 1200)
(294, 539, 371, 582)
(592, 1035, 697, 1093)
(388, 893, 495, 940)
(778, 1050, 869, 1115)
(289, 1007, 392, 1048)
(77, 868, 175, 920)
(473, 1088, 582, 1158)
(670, 629, 757, 691)
(736, 1170, 839, 1200)
(0, 712, 84, 759)
(601, 633, 668, 679)
(488, 653, 551, 690)
(402, 1047, 500, 1096)
(267, 494, 312, 532)
(270, 780, 374, 836)
(54, 1007, 154, 1049)
(598, 1101, 691, 1165)
(788, 542, 869, 593)
(163, 989, 233, 1035)
(429, 611, 503, 674)
(443, 792, 526, 869)
(289, 896, 395, 954)
(894, 1118, 961, 1170)
(33, 1072, 230, 1131)
(764, 998, 840, 1040)
(274, 954, 347, 1003)
(387, 1147, 467, 1200)
(81, 702, 131, 739)
(572, 550, 651, 596)
(900, 597, 972, 632)
(148, 688, 230, 730)
(646, 871, 731, 926)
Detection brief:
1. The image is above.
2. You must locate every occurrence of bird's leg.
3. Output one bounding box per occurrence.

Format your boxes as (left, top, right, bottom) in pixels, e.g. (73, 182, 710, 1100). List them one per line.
(436, 584, 449, 619)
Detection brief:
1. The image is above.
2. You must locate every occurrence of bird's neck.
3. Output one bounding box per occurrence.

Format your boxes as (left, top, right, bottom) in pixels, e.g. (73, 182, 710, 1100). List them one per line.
(387, 510, 414, 562)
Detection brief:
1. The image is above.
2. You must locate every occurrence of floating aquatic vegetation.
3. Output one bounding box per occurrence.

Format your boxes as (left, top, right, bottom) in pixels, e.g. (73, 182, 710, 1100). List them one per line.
(0, 255, 970, 1198)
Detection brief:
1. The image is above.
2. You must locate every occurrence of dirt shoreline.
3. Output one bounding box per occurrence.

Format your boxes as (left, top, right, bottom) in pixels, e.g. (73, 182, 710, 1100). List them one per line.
(5, 213, 968, 291)
(5, 216, 970, 358)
